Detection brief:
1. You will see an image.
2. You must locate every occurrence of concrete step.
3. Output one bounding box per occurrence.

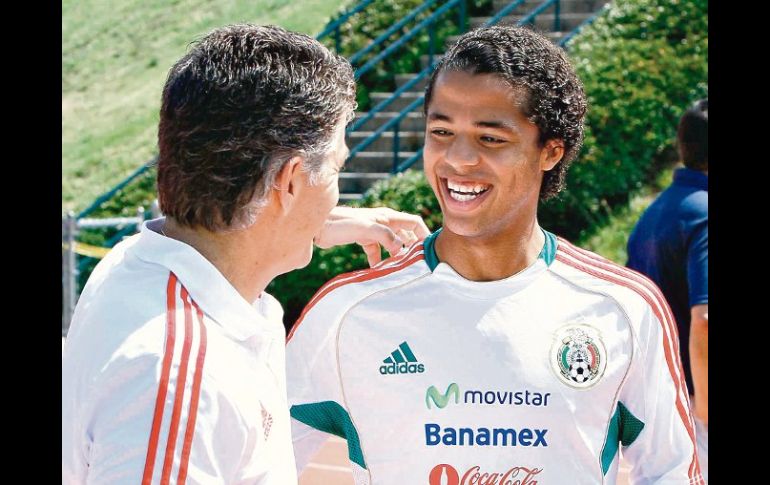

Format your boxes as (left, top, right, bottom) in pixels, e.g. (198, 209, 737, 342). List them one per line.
(493, 0, 604, 15)
(346, 151, 421, 172)
(353, 111, 425, 132)
(338, 172, 391, 193)
(370, 91, 426, 112)
(395, 73, 429, 93)
(471, 12, 592, 31)
(347, 130, 425, 152)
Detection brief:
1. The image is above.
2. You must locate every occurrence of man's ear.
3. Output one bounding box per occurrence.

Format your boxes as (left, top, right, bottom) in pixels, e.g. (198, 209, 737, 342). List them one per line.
(273, 156, 304, 214)
(540, 139, 565, 172)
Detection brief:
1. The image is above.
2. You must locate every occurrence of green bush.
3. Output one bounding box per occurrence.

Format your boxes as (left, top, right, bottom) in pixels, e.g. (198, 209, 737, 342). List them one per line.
(539, 0, 708, 240)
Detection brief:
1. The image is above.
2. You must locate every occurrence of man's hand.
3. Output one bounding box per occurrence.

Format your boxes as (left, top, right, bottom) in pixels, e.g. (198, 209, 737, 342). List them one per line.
(314, 206, 431, 266)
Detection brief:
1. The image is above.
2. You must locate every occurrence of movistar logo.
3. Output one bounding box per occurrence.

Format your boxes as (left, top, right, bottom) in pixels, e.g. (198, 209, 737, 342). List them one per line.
(426, 383, 460, 409)
(379, 341, 425, 375)
(426, 383, 551, 409)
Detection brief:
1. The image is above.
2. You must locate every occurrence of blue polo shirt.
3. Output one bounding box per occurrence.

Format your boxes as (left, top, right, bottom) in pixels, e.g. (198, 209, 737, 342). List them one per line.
(627, 167, 708, 394)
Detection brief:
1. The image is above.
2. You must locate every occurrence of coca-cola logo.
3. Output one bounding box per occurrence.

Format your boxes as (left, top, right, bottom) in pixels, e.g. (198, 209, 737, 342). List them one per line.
(428, 464, 543, 485)
(429, 464, 460, 484)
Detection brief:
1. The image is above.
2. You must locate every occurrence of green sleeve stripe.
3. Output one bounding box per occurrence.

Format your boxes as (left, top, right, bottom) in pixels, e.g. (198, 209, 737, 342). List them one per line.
(601, 401, 645, 475)
(601, 406, 620, 475)
(618, 401, 645, 445)
(290, 401, 366, 469)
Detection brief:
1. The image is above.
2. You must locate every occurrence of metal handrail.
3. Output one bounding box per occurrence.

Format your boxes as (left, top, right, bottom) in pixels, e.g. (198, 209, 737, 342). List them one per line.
(348, 61, 436, 133)
(76, 155, 156, 219)
(559, 2, 609, 46)
(483, 0, 527, 25)
(496, 0, 558, 27)
(554, 0, 561, 31)
(349, 0, 440, 65)
(347, 95, 426, 165)
(345, 0, 469, 165)
(77, 216, 144, 229)
(396, 147, 425, 173)
(63, 206, 146, 332)
(355, 0, 464, 80)
(75, 216, 147, 274)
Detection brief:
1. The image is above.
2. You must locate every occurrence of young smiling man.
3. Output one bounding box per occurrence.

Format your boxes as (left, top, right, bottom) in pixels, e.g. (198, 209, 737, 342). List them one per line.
(285, 26, 703, 484)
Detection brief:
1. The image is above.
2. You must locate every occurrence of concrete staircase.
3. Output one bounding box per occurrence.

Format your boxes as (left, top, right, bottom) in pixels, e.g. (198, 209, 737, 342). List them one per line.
(341, 0, 606, 201)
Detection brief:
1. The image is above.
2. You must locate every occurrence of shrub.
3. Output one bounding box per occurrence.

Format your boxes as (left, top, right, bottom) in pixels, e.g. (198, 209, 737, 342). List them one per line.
(539, 0, 708, 240)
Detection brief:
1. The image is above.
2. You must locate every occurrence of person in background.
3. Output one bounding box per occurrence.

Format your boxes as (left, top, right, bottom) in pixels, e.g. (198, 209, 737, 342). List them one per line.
(627, 98, 708, 481)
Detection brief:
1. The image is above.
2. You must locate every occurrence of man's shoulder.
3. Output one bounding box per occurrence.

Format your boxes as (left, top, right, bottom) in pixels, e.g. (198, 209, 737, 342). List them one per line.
(78, 252, 172, 320)
(678, 188, 708, 222)
(550, 237, 664, 319)
(286, 242, 429, 342)
(66, 251, 175, 365)
(63, 298, 169, 391)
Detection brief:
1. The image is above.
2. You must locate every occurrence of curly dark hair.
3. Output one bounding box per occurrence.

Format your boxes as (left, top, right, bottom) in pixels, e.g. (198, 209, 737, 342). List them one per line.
(424, 26, 587, 200)
(677, 98, 707, 171)
(157, 24, 356, 231)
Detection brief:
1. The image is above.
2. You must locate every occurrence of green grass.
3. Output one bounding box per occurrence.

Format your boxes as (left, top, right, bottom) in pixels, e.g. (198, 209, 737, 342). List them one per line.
(577, 166, 676, 264)
(62, 0, 345, 213)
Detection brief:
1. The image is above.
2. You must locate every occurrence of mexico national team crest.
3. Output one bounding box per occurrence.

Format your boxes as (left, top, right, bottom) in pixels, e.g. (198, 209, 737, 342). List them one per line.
(551, 325, 607, 389)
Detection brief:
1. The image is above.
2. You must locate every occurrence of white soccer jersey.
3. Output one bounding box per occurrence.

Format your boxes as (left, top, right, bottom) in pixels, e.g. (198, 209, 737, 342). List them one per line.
(286, 229, 703, 485)
(62, 219, 297, 484)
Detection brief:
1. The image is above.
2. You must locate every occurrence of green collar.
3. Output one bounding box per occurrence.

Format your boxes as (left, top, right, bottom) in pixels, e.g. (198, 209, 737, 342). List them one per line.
(422, 227, 557, 272)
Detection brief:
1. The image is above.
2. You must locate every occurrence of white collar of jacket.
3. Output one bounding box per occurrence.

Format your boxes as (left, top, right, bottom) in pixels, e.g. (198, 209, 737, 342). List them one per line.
(129, 218, 285, 342)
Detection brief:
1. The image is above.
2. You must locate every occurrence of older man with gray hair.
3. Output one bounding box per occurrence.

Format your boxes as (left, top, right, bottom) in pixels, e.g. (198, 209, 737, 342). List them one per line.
(62, 24, 427, 484)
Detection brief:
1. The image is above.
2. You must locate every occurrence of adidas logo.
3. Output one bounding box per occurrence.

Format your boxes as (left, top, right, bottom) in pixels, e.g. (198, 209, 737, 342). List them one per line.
(379, 341, 425, 375)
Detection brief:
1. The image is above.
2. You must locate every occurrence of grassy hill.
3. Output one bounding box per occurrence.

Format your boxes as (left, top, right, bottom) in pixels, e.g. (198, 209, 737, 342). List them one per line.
(62, 0, 343, 213)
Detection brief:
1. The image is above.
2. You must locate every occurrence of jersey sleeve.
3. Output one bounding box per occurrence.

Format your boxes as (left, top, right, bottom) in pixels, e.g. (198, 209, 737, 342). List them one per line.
(617, 303, 704, 484)
(286, 286, 361, 474)
(63, 317, 275, 484)
(686, 221, 708, 307)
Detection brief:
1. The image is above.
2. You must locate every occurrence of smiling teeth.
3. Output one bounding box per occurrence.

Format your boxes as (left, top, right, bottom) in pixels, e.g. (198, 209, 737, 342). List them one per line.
(447, 180, 490, 201)
(451, 192, 479, 202)
(447, 180, 489, 194)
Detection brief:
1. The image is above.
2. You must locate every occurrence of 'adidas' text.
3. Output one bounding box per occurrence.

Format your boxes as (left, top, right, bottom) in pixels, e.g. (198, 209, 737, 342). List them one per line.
(380, 341, 425, 375)
(380, 362, 425, 375)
